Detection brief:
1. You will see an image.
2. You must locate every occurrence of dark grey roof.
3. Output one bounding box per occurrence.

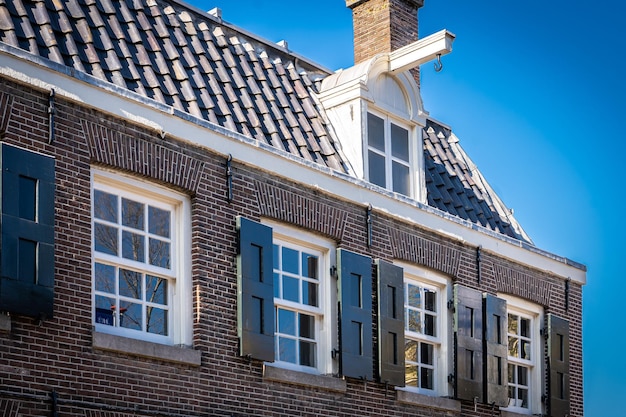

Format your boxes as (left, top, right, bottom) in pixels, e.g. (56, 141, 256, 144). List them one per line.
(0, 0, 531, 243)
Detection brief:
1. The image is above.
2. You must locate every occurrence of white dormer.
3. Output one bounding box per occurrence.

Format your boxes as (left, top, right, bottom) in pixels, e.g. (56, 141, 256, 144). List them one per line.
(317, 30, 455, 204)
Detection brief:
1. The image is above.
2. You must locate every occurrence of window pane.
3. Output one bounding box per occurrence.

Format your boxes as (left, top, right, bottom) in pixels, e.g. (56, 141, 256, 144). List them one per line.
(508, 363, 515, 383)
(420, 367, 434, 390)
(392, 161, 410, 195)
(368, 150, 386, 188)
(405, 365, 418, 387)
(407, 284, 421, 308)
(282, 276, 299, 302)
(521, 340, 531, 360)
(148, 206, 170, 237)
(94, 190, 117, 222)
(405, 340, 418, 362)
(146, 306, 168, 336)
(424, 289, 436, 312)
(278, 337, 296, 363)
(149, 238, 170, 268)
(122, 198, 144, 230)
(408, 309, 421, 333)
(273, 272, 280, 298)
(520, 318, 530, 338)
(299, 313, 315, 339)
(95, 295, 115, 326)
(281, 247, 299, 274)
(519, 388, 529, 408)
(424, 313, 435, 336)
(119, 269, 142, 299)
(367, 113, 385, 151)
(119, 301, 142, 331)
(509, 336, 519, 358)
(95, 262, 116, 294)
(95, 223, 118, 255)
(302, 281, 318, 307)
(300, 340, 316, 367)
(302, 253, 318, 279)
(420, 342, 434, 365)
(508, 314, 518, 334)
(391, 123, 409, 161)
(122, 231, 145, 262)
(277, 308, 296, 335)
(146, 275, 167, 305)
(518, 366, 528, 385)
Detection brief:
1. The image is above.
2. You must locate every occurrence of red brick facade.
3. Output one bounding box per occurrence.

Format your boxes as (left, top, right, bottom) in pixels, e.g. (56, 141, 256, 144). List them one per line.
(0, 72, 582, 417)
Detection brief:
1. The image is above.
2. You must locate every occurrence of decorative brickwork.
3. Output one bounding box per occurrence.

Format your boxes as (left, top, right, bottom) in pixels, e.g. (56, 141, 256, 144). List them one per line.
(82, 119, 205, 193)
(254, 179, 348, 240)
(0, 399, 20, 417)
(493, 262, 552, 305)
(0, 92, 13, 137)
(389, 228, 462, 277)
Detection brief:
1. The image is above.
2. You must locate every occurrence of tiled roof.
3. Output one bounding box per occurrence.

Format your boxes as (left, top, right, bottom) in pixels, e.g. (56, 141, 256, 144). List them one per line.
(424, 120, 530, 242)
(0, 0, 531, 242)
(0, 0, 348, 172)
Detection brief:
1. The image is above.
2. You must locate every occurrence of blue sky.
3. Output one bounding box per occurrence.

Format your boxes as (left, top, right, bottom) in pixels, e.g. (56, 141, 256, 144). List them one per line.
(189, 1, 624, 415)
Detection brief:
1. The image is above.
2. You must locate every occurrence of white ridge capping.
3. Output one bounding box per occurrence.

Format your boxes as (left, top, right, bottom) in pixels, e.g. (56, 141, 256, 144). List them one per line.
(0, 45, 585, 285)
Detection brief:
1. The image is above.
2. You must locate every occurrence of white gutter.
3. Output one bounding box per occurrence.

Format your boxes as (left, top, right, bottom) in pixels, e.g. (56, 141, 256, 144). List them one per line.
(0, 44, 586, 284)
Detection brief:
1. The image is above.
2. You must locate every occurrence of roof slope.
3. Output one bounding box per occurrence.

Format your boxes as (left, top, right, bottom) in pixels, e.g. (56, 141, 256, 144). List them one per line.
(0, 0, 347, 172)
(0, 0, 531, 243)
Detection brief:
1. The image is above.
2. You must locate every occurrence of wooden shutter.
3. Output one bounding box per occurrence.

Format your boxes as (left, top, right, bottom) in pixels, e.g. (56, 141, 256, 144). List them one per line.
(454, 284, 483, 401)
(236, 216, 274, 361)
(548, 314, 570, 417)
(376, 259, 404, 386)
(0, 144, 55, 319)
(483, 294, 508, 406)
(338, 248, 373, 380)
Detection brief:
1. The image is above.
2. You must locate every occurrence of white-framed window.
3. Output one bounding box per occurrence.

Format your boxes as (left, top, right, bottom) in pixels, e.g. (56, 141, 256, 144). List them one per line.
(502, 295, 543, 414)
(268, 221, 336, 375)
(402, 265, 449, 395)
(366, 111, 415, 197)
(92, 168, 191, 346)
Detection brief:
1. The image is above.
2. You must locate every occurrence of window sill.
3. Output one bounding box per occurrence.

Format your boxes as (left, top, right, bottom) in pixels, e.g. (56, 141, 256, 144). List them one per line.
(92, 331, 201, 367)
(263, 364, 347, 393)
(396, 389, 461, 413)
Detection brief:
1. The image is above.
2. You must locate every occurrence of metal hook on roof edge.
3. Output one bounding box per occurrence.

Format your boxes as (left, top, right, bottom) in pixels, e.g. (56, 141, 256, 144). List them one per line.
(434, 54, 443, 72)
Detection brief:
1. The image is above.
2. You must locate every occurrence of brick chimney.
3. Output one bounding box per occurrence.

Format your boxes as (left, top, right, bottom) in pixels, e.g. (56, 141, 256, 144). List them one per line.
(346, 0, 424, 83)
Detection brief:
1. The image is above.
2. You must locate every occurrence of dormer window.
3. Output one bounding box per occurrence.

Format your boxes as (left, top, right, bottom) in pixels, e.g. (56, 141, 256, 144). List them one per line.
(317, 30, 455, 205)
(367, 112, 412, 196)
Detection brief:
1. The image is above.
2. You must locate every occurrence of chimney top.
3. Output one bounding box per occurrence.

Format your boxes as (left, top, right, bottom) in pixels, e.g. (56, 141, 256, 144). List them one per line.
(347, 0, 425, 83)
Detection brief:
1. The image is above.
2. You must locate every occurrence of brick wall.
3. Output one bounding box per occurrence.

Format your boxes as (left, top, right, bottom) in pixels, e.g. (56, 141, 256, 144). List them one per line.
(0, 77, 583, 416)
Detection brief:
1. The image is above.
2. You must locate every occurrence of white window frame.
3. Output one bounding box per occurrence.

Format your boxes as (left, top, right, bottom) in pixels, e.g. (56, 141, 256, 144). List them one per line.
(365, 109, 417, 198)
(265, 220, 336, 376)
(500, 294, 543, 415)
(91, 168, 192, 346)
(398, 263, 450, 396)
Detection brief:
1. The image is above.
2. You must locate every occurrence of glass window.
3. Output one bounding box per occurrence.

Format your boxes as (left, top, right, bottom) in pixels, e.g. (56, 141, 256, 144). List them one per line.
(404, 278, 442, 393)
(271, 228, 334, 374)
(366, 112, 413, 197)
(92, 170, 189, 345)
(504, 304, 540, 413)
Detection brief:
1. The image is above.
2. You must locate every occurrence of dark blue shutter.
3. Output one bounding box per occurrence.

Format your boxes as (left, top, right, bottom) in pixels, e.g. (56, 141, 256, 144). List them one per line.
(236, 216, 274, 361)
(548, 314, 570, 417)
(483, 294, 508, 406)
(338, 248, 373, 380)
(376, 259, 404, 386)
(454, 284, 483, 401)
(0, 144, 55, 319)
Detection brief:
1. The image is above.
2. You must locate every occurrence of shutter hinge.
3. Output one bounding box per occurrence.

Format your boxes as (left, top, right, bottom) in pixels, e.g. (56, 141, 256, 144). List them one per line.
(331, 348, 340, 359)
(540, 328, 549, 340)
(330, 265, 337, 279)
(447, 373, 455, 385)
(447, 299, 455, 312)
